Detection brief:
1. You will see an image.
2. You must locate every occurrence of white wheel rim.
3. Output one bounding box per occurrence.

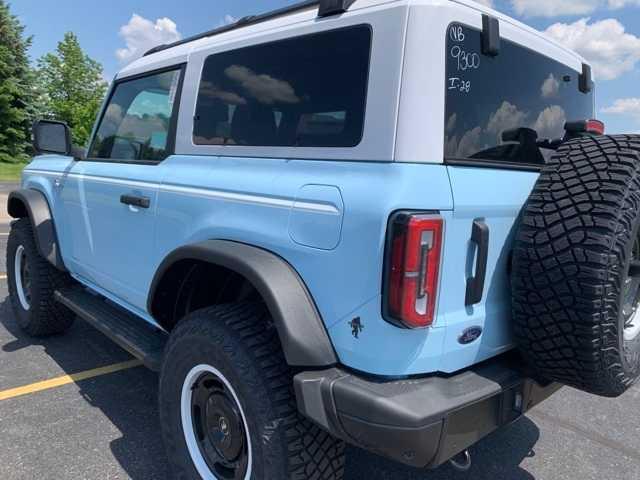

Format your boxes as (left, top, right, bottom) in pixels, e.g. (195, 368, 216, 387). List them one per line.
(625, 308, 640, 341)
(181, 364, 252, 480)
(14, 245, 30, 311)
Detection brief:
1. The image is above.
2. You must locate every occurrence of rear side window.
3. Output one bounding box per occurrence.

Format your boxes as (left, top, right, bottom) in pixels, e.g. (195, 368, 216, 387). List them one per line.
(444, 23, 594, 167)
(89, 68, 182, 162)
(193, 25, 371, 148)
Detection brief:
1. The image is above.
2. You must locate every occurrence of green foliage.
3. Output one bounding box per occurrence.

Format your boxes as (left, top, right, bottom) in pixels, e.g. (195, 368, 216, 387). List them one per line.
(0, 1, 35, 163)
(37, 32, 107, 147)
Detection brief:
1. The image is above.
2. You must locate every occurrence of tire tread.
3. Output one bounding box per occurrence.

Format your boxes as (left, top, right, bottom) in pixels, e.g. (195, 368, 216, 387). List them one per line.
(160, 302, 345, 479)
(512, 135, 640, 397)
(7, 218, 74, 336)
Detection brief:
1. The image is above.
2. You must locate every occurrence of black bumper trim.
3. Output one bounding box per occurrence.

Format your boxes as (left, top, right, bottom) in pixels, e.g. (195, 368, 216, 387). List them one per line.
(294, 355, 561, 468)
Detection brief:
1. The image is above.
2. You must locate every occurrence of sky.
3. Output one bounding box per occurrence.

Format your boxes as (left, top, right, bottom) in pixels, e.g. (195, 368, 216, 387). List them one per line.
(11, 0, 640, 134)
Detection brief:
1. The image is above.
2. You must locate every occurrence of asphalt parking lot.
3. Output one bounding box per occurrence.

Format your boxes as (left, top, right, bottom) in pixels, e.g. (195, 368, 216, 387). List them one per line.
(0, 184, 639, 479)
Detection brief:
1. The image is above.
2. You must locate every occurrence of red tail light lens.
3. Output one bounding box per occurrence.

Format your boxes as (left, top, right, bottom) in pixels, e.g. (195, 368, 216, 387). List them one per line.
(586, 119, 605, 135)
(565, 119, 605, 136)
(385, 213, 444, 329)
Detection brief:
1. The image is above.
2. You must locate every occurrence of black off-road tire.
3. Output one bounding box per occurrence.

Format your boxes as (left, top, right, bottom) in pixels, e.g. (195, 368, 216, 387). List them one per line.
(512, 135, 640, 397)
(7, 218, 75, 336)
(159, 302, 346, 480)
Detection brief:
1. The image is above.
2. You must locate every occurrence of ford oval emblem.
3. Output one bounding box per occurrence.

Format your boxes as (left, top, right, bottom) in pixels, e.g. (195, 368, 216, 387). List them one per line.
(459, 326, 483, 345)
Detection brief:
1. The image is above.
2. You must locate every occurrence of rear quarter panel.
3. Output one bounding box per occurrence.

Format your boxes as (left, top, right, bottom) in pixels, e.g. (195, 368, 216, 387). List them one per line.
(152, 156, 454, 376)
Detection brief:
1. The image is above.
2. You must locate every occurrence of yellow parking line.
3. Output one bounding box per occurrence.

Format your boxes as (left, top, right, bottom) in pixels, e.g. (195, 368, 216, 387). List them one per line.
(0, 359, 143, 401)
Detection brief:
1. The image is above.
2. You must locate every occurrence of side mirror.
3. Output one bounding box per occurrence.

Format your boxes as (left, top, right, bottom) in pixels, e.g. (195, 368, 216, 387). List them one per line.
(32, 120, 72, 156)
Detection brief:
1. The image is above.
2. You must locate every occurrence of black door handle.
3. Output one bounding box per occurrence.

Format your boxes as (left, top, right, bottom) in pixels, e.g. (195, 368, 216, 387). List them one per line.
(465, 220, 490, 306)
(120, 194, 150, 209)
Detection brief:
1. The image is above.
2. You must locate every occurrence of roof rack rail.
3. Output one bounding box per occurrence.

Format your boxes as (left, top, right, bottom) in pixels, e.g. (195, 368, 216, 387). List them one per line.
(143, 0, 355, 58)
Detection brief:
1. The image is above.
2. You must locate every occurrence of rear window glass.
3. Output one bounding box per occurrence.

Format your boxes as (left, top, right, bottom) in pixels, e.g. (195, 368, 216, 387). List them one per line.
(193, 25, 371, 148)
(444, 23, 594, 166)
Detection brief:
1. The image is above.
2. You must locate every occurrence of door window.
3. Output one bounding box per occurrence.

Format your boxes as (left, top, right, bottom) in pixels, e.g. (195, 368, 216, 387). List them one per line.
(89, 68, 182, 162)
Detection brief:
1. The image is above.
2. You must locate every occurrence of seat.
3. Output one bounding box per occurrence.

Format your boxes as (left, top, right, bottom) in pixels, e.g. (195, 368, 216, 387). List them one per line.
(231, 104, 277, 146)
(194, 99, 230, 144)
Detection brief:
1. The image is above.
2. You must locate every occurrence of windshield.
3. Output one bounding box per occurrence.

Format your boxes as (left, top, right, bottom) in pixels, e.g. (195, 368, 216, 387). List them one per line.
(444, 23, 594, 167)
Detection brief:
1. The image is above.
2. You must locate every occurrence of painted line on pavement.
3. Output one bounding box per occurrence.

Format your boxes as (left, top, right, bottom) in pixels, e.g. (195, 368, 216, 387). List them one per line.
(0, 359, 143, 401)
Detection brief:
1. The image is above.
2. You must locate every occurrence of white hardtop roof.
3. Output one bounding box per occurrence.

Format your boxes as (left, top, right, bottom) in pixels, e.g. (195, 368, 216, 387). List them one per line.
(116, 0, 588, 79)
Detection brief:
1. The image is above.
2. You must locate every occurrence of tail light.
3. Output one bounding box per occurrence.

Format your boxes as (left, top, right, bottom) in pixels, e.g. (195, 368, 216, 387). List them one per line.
(384, 212, 444, 329)
(585, 119, 605, 135)
(565, 119, 605, 136)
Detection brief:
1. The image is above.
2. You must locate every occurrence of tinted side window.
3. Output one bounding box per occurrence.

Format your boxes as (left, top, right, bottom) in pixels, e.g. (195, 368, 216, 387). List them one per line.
(89, 69, 182, 162)
(194, 25, 371, 148)
(444, 23, 594, 166)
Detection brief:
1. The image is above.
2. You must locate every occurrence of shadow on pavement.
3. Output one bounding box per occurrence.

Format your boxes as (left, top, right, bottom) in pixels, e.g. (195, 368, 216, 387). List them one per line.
(0, 296, 541, 480)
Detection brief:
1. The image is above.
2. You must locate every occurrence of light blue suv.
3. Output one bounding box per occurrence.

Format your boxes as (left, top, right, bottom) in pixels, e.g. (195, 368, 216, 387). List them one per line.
(8, 1, 640, 478)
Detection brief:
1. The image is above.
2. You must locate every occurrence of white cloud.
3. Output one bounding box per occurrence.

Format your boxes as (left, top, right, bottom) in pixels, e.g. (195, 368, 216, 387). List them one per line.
(445, 126, 484, 158)
(222, 14, 238, 25)
(446, 113, 457, 133)
(602, 98, 640, 118)
(116, 14, 182, 64)
(511, 0, 640, 16)
(512, 0, 599, 17)
(225, 65, 300, 105)
(607, 0, 640, 8)
(544, 18, 640, 80)
(486, 101, 529, 140)
(541, 74, 561, 98)
(198, 81, 248, 106)
(533, 105, 567, 139)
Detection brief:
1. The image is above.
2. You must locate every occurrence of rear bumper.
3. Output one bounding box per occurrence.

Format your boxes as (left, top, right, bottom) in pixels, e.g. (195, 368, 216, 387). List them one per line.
(293, 355, 560, 469)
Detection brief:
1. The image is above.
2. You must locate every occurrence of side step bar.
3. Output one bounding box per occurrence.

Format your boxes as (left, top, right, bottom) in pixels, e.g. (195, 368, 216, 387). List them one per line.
(55, 287, 168, 371)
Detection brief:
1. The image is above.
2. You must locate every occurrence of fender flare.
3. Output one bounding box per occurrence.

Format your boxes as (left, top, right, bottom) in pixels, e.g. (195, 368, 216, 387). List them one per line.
(7, 189, 66, 271)
(148, 240, 338, 367)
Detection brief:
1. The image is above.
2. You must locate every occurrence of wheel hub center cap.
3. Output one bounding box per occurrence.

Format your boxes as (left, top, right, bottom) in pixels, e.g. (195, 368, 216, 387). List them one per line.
(219, 417, 230, 436)
(205, 394, 243, 461)
(185, 368, 251, 478)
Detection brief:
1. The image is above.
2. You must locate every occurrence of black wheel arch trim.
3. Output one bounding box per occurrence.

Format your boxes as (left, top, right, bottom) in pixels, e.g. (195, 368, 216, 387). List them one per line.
(148, 240, 338, 367)
(7, 189, 66, 271)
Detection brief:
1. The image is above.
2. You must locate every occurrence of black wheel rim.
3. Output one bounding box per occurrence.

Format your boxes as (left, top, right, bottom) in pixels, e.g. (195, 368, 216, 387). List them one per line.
(190, 372, 249, 479)
(623, 237, 640, 341)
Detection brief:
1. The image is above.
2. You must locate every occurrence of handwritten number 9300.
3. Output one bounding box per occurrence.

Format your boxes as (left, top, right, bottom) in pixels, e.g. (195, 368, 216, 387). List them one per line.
(451, 46, 480, 72)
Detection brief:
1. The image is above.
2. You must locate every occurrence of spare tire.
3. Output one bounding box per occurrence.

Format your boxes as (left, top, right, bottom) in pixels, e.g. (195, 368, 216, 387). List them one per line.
(512, 135, 640, 397)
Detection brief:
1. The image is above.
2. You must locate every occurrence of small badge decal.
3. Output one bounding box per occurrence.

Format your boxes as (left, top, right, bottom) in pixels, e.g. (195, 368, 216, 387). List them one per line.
(459, 326, 483, 345)
(349, 317, 364, 339)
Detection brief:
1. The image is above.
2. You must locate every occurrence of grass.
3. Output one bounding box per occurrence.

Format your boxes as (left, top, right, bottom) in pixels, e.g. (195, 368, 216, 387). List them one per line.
(0, 162, 27, 182)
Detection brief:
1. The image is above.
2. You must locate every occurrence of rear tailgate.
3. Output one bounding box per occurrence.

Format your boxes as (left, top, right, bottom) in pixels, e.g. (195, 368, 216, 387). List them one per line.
(437, 21, 594, 372)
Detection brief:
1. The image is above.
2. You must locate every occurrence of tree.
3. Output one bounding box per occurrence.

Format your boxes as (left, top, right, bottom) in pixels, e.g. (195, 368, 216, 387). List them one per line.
(37, 32, 107, 147)
(0, 1, 35, 163)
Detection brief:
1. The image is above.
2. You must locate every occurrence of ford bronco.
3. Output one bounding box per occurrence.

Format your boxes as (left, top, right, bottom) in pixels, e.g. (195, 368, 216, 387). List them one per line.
(7, 0, 640, 478)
